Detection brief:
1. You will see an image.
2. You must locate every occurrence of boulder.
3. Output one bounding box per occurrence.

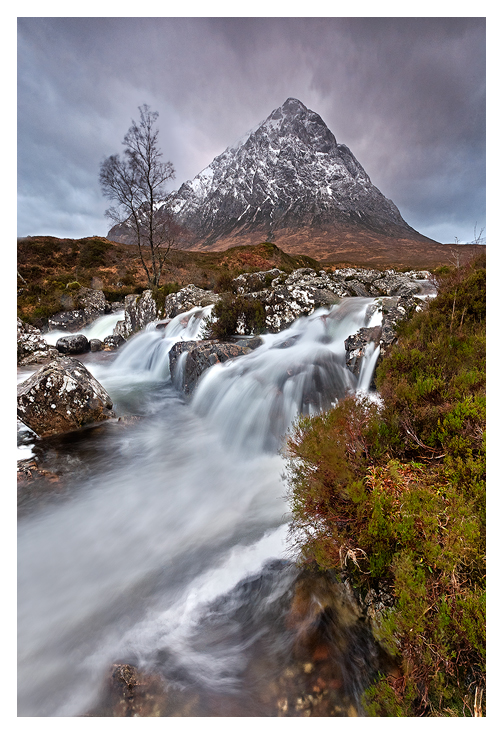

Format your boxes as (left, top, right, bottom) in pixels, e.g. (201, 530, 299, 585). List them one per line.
(232, 269, 284, 294)
(89, 338, 103, 352)
(47, 287, 110, 332)
(55, 334, 90, 355)
(169, 340, 251, 394)
(17, 357, 116, 437)
(164, 284, 221, 318)
(378, 296, 422, 348)
(103, 334, 126, 350)
(113, 290, 159, 340)
(17, 318, 59, 366)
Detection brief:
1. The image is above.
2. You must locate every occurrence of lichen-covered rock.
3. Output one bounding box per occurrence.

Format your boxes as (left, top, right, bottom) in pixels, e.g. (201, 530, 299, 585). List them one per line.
(169, 340, 251, 394)
(232, 269, 284, 294)
(48, 288, 110, 332)
(113, 290, 159, 339)
(378, 295, 423, 348)
(17, 318, 59, 366)
(55, 333, 90, 355)
(17, 357, 116, 437)
(164, 284, 221, 318)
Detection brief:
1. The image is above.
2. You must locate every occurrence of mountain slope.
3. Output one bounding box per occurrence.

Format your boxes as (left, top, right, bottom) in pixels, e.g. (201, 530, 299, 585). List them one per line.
(109, 98, 438, 259)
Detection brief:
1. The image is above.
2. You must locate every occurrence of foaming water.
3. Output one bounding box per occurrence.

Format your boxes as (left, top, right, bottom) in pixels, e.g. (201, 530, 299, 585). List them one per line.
(44, 311, 125, 345)
(18, 297, 382, 716)
(17, 396, 288, 715)
(192, 298, 380, 453)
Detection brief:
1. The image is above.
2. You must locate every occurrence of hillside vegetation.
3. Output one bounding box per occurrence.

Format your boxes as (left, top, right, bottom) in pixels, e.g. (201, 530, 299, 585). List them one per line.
(286, 253, 486, 716)
(17, 237, 318, 327)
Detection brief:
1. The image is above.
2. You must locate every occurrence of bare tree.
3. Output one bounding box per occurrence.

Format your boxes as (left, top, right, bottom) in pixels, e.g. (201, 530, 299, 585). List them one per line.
(472, 223, 486, 245)
(99, 105, 178, 287)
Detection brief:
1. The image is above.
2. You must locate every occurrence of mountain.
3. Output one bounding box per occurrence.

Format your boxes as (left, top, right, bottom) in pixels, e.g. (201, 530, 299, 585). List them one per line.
(108, 98, 438, 261)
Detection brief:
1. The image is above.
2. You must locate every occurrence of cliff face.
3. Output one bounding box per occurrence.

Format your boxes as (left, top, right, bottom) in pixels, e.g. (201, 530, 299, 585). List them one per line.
(109, 98, 438, 258)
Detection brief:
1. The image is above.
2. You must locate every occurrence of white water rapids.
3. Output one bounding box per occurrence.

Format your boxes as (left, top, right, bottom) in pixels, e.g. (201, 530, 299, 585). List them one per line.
(18, 298, 383, 716)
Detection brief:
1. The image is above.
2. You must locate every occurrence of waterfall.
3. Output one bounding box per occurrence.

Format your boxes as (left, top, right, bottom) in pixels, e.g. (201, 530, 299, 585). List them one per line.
(44, 310, 125, 345)
(191, 298, 380, 454)
(17, 297, 384, 717)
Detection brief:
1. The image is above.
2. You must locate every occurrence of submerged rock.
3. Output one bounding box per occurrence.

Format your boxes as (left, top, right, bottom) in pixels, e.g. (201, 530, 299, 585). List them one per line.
(89, 338, 103, 352)
(103, 334, 126, 350)
(17, 357, 116, 437)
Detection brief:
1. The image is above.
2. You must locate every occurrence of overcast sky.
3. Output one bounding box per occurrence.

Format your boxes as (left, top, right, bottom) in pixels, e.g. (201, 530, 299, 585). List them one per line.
(17, 16, 486, 245)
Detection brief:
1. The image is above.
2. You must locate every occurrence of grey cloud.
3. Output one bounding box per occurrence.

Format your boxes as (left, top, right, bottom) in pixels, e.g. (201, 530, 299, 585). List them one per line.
(17, 17, 485, 244)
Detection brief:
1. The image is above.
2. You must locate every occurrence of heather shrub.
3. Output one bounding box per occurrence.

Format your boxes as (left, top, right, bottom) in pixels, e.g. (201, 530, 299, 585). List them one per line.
(286, 254, 486, 716)
(204, 293, 266, 339)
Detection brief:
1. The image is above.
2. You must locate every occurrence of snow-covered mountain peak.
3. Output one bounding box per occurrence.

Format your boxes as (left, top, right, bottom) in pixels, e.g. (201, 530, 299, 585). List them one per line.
(109, 99, 429, 251)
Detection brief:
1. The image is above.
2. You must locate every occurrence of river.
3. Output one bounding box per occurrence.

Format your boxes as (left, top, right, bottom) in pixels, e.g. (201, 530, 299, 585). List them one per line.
(17, 297, 388, 716)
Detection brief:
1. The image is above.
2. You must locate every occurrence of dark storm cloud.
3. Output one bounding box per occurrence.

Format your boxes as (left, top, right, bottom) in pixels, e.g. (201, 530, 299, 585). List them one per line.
(17, 17, 486, 243)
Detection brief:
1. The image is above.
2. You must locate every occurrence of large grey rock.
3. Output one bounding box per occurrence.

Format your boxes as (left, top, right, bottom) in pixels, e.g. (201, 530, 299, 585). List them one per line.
(113, 290, 159, 340)
(232, 269, 284, 294)
(48, 287, 110, 332)
(169, 340, 251, 394)
(17, 318, 59, 366)
(164, 285, 221, 318)
(344, 326, 382, 377)
(17, 357, 116, 437)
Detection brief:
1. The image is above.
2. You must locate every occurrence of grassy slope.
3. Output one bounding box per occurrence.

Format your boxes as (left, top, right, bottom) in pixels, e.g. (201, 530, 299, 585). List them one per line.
(286, 253, 486, 716)
(17, 237, 318, 326)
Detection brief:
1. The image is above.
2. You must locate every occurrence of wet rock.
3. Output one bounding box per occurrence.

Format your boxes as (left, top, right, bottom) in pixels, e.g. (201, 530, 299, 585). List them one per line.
(344, 326, 382, 378)
(344, 279, 371, 298)
(85, 663, 169, 717)
(17, 357, 116, 438)
(169, 339, 251, 394)
(378, 295, 423, 349)
(164, 284, 221, 318)
(17, 318, 59, 366)
(231, 335, 264, 350)
(371, 273, 420, 298)
(262, 282, 339, 333)
(113, 290, 159, 339)
(103, 334, 126, 350)
(48, 288, 110, 332)
(17, 457, 60, 486)
(89, 338, 103, 352)
(47, 309, 90, 332)
(56, 333, 90, 355)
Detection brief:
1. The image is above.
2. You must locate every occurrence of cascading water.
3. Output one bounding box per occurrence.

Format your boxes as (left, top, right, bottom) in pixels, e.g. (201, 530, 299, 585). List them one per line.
(18, 297, 385, 717)
(43, 310, 125, 345)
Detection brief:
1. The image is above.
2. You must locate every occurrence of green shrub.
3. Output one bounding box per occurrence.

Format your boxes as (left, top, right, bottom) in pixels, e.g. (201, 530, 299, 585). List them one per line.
(213, 272, 236, 294)
(151, 283, 180, 316)
(204, 293, 266, 339)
